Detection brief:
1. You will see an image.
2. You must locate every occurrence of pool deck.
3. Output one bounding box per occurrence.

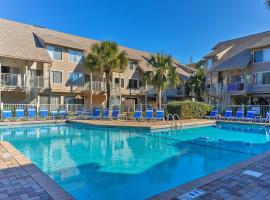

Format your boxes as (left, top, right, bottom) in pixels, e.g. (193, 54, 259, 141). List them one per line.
(68, 119, 216, 129)
(150, 151, 270, 200)
(0, 141, 73, 200)
(1, 119, 270, 199)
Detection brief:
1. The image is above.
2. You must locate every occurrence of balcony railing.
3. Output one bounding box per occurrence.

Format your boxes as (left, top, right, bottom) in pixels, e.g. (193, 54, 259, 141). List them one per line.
(29, 76, 49, 89)
(227, 82, 244, 92)
(84, 81, 107, 92)
(1, 73, 23, 87)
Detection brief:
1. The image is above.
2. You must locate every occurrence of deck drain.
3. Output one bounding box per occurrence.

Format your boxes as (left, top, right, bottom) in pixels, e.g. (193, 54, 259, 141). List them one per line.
(2, 152, 11, 159)
(177, 189, 206, 200)
(242, 170, 263, 178)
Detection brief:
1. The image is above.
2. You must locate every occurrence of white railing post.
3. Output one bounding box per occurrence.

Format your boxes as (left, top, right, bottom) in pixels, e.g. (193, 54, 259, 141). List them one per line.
(0, 102, 3, 111)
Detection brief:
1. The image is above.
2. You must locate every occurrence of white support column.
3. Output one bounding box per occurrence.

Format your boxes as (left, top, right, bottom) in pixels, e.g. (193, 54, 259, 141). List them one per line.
(90, 73, 93, 107)
(0, 58, 2, 103)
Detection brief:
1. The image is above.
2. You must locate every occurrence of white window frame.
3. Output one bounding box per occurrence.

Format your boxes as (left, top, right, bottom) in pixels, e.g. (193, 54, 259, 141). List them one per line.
(255, 71, 270, 86)
(51, 70, 63, 84)
(68, 49, 83, 63)
(68, 72, 84, 85)
(47, 45, 63, 61)
(253, 48, 270, 64)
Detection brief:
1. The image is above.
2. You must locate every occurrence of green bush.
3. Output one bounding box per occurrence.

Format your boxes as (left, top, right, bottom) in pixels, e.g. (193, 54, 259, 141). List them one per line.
(166, 101, 212, 119)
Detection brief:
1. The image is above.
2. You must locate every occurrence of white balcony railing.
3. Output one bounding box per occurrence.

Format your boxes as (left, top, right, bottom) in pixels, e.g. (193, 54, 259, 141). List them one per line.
(29, 76, 49, 89)
(84, 81, 107, 92)
(1, 73, 23, 87)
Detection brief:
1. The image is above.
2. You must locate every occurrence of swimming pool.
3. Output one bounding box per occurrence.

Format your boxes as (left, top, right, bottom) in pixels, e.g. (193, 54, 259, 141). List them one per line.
(1, 121, 270, 199)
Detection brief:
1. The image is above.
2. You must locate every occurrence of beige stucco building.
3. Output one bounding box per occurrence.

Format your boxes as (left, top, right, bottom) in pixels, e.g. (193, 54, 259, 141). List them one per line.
(204, 31, 270, 105)
(0, 18, 194, 107)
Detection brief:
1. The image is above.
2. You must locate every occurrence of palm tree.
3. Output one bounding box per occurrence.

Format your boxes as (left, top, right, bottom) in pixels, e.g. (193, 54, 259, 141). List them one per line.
(267, 0, 270, 9)
(85, 41, 129, 108)
(185, 67, 205, 101)
(143, 53, 181, 107)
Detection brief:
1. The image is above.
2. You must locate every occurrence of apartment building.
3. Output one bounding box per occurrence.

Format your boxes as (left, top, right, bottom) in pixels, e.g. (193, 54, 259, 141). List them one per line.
(204, 31, 270, 105)
(0, 18, 194, 107)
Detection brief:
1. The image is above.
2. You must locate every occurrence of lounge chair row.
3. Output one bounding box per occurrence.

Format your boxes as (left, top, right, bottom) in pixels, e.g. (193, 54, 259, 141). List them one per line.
(2, 108, 67, 120)
(77, 107, 165, 120)
(206, 108, 270, 122)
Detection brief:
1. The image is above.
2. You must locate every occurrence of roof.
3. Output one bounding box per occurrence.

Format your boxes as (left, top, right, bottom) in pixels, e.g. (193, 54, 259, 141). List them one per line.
(204, 31, 270, 71)
(0, 18, 192, 78)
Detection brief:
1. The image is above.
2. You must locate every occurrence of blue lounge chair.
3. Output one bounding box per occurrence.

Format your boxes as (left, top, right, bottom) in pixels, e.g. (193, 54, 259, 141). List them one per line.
(102, 108, 110, 119)
(144, 108, 153, 120)
(90, 107, 101, 119)
(262, 111, 270, 123)
(232, 109, 244, 121)
(59, 109, 68, 119)
(51, 110, 59, 119)
(245, 110, 255, 122)
(2, 110, 12, 119)
(133, 109, 142, 120)
(205, 109, 218, 119)
(40, 109, 49, 118)
(220, 109, 232, 120)
(27, 108, 37, 119)
(155, 109, 165, 121)
(15, 108, 25, 119)
(112, 108, 120, 119)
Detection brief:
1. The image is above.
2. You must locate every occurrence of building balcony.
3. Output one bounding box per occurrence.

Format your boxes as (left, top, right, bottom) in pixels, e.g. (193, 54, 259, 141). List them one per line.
(84, 81, 107, 93)
(1, 73, 24, 88)
(28, 76, 49, 89)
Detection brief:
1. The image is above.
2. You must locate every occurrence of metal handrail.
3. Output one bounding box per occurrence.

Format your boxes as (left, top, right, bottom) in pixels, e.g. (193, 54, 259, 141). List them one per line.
(173, 114, 182, 128)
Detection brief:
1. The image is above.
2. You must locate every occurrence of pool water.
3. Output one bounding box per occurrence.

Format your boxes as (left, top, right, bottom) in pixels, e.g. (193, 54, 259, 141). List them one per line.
(1, 122, 270, 200)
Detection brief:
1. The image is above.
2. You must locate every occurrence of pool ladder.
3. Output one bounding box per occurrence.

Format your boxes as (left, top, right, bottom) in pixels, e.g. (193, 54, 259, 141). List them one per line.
(167, 113, 182, 129)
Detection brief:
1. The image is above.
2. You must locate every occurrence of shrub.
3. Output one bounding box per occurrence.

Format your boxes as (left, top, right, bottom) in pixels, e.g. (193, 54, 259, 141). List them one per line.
(166, 101, 212, 119)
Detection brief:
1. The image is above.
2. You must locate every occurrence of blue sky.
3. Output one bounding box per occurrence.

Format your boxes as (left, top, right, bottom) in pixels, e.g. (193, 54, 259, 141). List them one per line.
(1, 0, 270, 64)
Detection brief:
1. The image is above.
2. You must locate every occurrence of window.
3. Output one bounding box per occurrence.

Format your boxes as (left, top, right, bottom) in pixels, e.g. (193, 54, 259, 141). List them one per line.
(255, 72, 270, 85)
(115, 78, 125, 88)
(68, 50, 83, 63)
(206, 59, 213, 69)
(1, 66, 19, 74)
(51, 96, 60, 105)
(68, 72, 83, 85)
(254, 48, 270, 63)
(128, 79, 138, 89)
(64, 96, 75, 104)
(40, 96, 49, 104)
(51, 71, 62, 83)
(84, 75, 90, 83)
(30, 69, 42, 76)
(129, 61, 138, 70)
(47, 46, 62, 61)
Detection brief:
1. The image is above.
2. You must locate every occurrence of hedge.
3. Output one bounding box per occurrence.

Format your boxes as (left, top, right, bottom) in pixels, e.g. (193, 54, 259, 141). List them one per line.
(166, 101, 212, 119)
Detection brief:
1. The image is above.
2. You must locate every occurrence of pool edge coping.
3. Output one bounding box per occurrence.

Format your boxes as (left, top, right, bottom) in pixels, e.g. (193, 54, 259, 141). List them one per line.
(0, 141, 74, 200)
(148, 150, 270, 200)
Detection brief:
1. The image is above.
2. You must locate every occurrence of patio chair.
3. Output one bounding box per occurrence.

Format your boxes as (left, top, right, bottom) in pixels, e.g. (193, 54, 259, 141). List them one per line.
(133, 109, 142, 120)
(144, 108, 154, 120)
(231, 109, 244, 121)
(112, 108, 120, 120)
(59, 109, 68, 119)
(2, 110, 12, 119)
(51, 110, 59, 119)
(205, 109, 218, 119)
(262, 111, 270, 123)
(89, 107, 101, 119)
(27, 108, 37, 119)
(220, 109, 232, 120)
(102, 108, 110, 119)
(155, 109, 165, 121)
(245, 110, 256, 122)
(15, 108, 25, 120)
(40, 109, 49, 119)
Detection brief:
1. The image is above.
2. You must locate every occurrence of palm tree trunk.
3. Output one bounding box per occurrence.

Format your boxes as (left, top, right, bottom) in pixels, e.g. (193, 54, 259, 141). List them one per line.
(158, 88, 162, 108)
(105, 73, 110, 108)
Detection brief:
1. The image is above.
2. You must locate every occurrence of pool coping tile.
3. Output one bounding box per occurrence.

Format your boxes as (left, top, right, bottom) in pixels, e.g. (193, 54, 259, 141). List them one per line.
(0, 141, 74, 200)
(149, 150, 270, 200)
